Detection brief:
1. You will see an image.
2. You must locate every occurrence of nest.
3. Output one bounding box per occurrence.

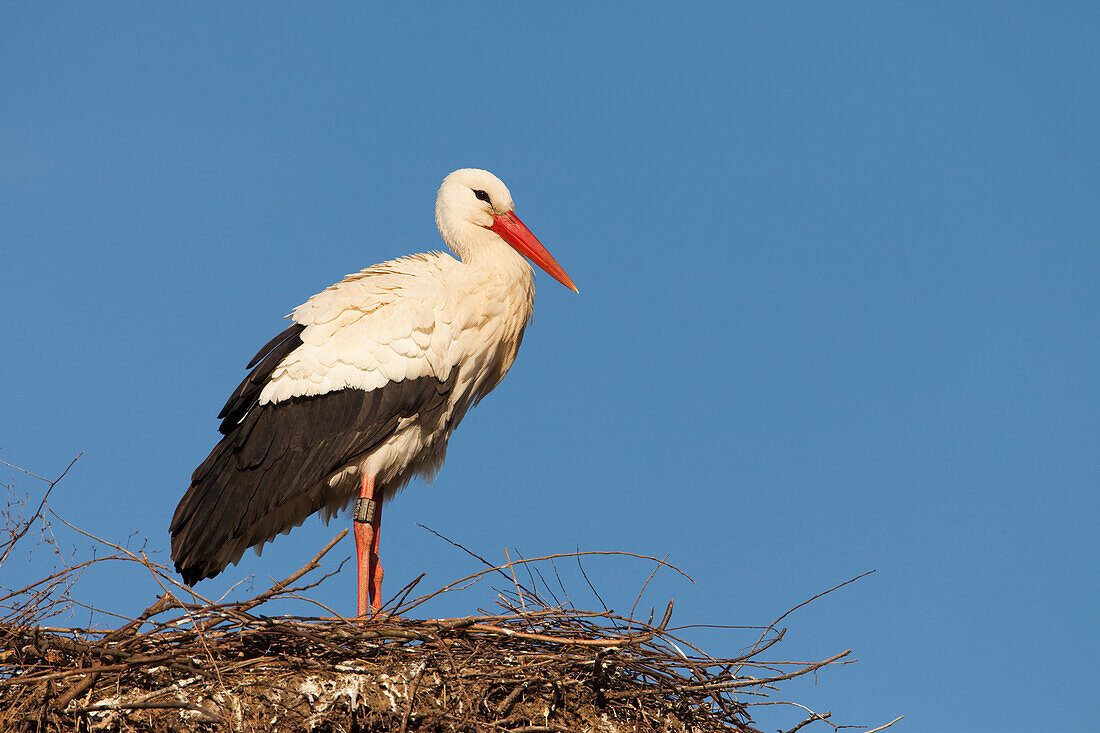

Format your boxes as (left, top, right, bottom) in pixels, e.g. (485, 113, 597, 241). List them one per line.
(1, 460, 896, 733)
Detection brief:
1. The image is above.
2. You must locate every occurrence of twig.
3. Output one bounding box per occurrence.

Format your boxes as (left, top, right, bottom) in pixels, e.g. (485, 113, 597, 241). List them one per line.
(740, 571, 874, 674)
(0, 453, 81, 567)
(782, 710, 832, 733)
(235, 529, 348, 614)
(505, 547, 528, 616)
(864, 715, 904, 733)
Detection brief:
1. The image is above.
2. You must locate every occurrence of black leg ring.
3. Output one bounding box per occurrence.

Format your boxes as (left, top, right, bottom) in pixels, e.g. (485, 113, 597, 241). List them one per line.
(355, 497, 376, 524)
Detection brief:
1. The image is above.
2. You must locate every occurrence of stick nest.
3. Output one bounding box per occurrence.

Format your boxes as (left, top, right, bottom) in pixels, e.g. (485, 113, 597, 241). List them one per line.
(1, 460, 878, 733)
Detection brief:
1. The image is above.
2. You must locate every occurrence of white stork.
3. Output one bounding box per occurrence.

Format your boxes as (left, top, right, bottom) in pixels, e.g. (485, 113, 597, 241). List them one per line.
(170, 169, 577, 616)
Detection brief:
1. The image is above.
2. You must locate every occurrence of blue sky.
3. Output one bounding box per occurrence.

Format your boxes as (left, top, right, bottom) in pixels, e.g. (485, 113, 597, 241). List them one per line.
(2, 3, 1097, 730)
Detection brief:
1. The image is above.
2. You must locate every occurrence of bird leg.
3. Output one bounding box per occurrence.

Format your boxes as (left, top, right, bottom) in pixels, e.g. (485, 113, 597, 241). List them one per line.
(368, 490, 384, 610)
(354, 474, 383, 617)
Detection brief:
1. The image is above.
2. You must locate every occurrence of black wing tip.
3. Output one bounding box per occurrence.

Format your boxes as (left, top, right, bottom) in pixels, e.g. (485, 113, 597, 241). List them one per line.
(171, 515, 226, 586)
(176, 563, 199, 586)
(247, 322, 306, 369)
(218, 322, 307, 433)
(174, 557, 218, 586)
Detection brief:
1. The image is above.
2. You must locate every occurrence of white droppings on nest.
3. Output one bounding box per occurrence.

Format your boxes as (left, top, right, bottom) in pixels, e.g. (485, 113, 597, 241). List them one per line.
(598, 712, 622, 733)
(349, 669, 380, 708)
(297, 675, 325, 704)
(85, 712, 121, 732)
(298, 673, 371, 730)
(296, 667, 417, 715)
(86, 694, 119, 709)
(82, 694, 120, 725)
(211, 689, 244, 729)
(177, 704, 209, 722)
(300, 673, 367, 708)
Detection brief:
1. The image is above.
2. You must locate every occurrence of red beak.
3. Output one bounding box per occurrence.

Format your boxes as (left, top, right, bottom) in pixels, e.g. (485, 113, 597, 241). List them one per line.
(491, 212, 579, 293)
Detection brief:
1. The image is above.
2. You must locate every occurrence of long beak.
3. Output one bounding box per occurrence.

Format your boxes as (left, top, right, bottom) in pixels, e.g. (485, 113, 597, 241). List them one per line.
(492, 212, 579, 293)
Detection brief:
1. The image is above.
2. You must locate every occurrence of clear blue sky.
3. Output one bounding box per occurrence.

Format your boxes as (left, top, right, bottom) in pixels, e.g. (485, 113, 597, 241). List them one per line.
(3, 3, 1097, 731)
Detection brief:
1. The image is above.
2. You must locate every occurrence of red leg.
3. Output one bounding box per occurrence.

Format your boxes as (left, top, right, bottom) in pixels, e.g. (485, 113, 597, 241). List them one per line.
(368, 496, 384, 611)
(353, 474, 376, 618)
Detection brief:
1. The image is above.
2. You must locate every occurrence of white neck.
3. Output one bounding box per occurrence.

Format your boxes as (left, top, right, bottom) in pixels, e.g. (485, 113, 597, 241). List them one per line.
(441, 221, 534, 284)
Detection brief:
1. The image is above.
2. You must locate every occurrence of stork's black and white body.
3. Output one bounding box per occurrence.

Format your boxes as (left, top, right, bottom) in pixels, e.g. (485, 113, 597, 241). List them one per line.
(170, 169, 577, 615)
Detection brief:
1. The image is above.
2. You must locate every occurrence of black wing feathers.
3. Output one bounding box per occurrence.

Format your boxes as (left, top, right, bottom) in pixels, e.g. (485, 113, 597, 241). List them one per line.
(246, 323, 306, 370)
(217, 322, 305, 435)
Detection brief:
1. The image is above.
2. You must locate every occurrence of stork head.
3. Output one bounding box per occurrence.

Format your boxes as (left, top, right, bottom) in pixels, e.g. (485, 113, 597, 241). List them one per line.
(436, 168, 578, 293)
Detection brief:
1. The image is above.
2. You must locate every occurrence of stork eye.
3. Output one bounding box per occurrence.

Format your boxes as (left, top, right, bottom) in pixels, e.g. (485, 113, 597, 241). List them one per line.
(473, 189, 492, 204)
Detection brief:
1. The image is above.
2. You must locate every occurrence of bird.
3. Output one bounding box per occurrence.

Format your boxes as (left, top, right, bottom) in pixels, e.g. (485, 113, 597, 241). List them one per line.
(170, 168, 577, 617)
